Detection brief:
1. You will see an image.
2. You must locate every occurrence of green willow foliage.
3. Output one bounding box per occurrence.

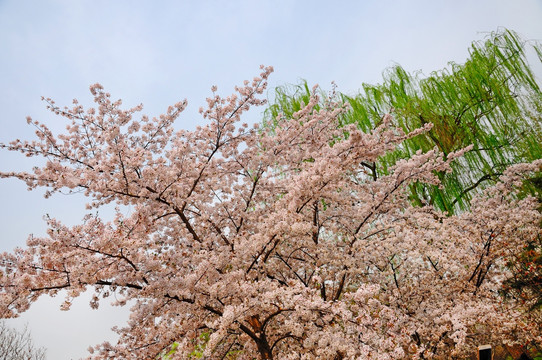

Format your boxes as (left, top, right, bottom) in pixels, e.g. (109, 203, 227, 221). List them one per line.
(265, 29, 542, 213)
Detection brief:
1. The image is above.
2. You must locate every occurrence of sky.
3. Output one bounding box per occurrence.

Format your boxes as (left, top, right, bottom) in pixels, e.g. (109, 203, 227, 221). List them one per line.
(1, 0, 541, 359)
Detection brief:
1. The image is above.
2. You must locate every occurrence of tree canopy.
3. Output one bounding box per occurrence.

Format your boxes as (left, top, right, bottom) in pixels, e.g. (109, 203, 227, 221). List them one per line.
(0, 65, 541, 359)
(264, 29, 542, 320)
(265, 29, 542, 213)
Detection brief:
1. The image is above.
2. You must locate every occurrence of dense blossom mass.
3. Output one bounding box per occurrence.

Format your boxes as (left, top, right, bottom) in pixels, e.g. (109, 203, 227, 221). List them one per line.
(0, 67, 541, 359)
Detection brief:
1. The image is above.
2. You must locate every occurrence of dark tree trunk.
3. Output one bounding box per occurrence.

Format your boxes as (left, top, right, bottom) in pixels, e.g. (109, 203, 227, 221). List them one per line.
(255, 335, 273, 360)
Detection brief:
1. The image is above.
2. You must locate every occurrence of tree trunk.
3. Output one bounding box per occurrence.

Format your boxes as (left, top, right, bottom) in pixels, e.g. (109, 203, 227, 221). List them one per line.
(255, 336, 273, 360)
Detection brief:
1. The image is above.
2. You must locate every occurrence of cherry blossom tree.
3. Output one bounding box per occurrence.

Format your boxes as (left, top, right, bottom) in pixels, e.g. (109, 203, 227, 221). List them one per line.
(0, 66, 541, 359)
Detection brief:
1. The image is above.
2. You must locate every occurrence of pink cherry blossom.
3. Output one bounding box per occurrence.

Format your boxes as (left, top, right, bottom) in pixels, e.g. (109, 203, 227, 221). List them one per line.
(0, 67, 540, 359)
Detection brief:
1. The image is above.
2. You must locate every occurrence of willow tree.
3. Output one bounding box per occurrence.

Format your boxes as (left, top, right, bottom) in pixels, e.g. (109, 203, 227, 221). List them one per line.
(265, 29, 542, 214)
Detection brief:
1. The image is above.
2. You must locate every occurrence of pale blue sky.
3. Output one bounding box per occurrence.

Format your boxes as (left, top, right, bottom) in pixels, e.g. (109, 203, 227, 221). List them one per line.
(1, 1, 541, 358)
